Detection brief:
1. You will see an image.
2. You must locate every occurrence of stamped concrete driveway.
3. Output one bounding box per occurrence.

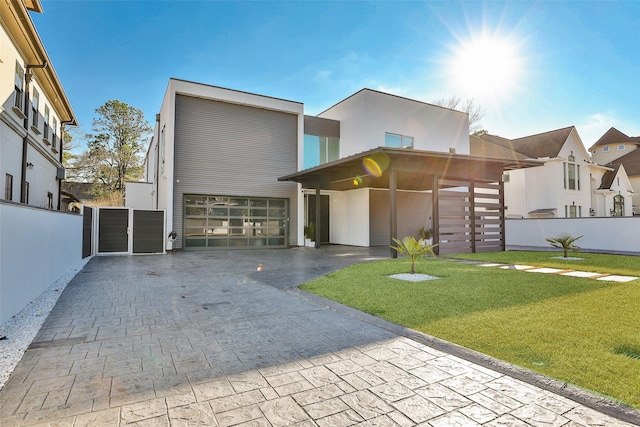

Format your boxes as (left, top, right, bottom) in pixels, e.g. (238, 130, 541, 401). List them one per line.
(0, 246, 638, 426)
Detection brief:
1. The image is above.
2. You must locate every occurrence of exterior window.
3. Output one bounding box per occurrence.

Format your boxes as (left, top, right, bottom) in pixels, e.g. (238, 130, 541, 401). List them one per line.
(47, 192, 53, 209)
(564, 154, 580, 190)
(52, 118, 58, 149)
(303, 135, 340, 169)
(5, 174, 13, 200)
(591, 149, 596, 154)
(32, 88, 40, 128)
(613, 195, 624, 216)
(24, 182, 29, 204)
(603, 146, 610, 152)
(44, 105, 50, 141)
(618, 144, 625, 151)
(14, 62, 24, 110)
(566, 204, 578, 218)
(385, 132, 413, 148)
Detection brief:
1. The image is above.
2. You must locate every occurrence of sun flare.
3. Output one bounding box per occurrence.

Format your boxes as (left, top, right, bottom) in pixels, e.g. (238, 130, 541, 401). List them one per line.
(449, 34, 522, 103)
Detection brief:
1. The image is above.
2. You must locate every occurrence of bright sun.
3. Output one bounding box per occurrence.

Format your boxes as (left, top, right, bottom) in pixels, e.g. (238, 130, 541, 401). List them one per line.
(449, 34, 522, 103)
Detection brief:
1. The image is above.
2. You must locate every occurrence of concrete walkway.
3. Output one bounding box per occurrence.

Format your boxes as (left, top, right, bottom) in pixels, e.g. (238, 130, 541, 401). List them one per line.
(0, 247, 638, 426)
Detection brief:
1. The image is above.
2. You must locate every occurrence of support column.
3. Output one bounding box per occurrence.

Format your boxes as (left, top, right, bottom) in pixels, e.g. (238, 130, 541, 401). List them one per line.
(315, 187, 321, 249)
(389, 169, 397, 258)
(500, 179, 506, 251)
(470, 178, 476, 253)
(432, 175, 440, 256)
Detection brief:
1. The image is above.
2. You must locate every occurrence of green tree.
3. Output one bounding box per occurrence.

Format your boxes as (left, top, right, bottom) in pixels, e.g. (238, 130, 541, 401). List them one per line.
(84, 100, 151, 197)
(390, 236, 438, 274)
(545, 233, 583, 258)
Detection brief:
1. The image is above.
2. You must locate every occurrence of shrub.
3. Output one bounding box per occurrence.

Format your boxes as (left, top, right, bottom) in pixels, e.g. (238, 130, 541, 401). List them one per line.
(390, 236, 438, 274)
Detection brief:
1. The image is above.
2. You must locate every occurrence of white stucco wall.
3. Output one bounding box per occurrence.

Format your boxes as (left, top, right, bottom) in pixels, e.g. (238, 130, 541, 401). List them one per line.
(124, 182, 154, 209)
(319, 89, 470, 158)
(330, 188, 370, 246)
(0, 202, 83, 324)
(506, 217, 640, 254)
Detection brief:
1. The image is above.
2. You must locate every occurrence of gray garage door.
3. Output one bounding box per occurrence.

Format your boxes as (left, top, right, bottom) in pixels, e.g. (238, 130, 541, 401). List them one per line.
(184, 195, 288, 249)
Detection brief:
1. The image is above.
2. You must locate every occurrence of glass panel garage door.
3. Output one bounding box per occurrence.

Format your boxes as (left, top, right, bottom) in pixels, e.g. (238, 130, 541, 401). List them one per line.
(184, 195, 288, 249)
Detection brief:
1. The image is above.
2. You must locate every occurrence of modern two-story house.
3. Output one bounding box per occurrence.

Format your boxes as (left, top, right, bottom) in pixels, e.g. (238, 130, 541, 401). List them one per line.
(138, 78, 533, 254)
(0, 0, 76, 210)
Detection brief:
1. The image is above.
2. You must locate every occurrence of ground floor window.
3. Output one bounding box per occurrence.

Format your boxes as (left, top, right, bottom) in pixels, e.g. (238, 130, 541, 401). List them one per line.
(5, 174, 13, 200)
(184, 195, 288, 249)
(613, 195, 624, 216)
(47, 192, 53, 209)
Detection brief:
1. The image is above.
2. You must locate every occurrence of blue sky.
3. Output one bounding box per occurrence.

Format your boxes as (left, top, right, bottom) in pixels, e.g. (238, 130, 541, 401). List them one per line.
(32, 0, 639, 149)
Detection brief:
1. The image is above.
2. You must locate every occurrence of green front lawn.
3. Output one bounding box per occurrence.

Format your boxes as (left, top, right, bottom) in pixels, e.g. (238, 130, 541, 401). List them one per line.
(300, 254, 640, 408)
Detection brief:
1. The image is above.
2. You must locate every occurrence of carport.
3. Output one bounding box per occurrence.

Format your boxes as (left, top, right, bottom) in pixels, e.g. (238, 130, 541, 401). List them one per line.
(279, 147, 539, 256)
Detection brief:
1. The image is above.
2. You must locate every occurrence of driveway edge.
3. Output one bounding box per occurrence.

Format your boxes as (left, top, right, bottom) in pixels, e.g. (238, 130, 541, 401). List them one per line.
(288, 287, 640, 426)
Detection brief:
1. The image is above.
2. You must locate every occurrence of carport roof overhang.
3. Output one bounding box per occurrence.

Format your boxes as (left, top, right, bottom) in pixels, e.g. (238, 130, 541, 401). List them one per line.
(278, 147, 540, 191)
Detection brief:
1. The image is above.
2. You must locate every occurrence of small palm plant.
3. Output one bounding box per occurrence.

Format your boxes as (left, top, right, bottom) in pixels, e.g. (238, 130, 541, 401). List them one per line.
(390, 236, 438, 274)
(545, 233, 583, 258)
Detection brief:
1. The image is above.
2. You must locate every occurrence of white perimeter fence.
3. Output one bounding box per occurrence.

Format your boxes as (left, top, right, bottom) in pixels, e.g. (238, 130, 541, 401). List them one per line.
(506, 217, 640, 255)
(0, 202, 83, 324)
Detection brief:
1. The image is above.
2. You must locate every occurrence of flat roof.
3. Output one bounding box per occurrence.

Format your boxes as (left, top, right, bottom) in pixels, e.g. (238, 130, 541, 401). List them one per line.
(279, 147, 541, 191)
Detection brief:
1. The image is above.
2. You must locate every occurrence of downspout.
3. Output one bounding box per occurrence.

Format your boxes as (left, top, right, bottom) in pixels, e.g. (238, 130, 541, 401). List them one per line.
(155, 113, 160, 209)
(59, 119, 77, 210)
(20, 62, 47, 204)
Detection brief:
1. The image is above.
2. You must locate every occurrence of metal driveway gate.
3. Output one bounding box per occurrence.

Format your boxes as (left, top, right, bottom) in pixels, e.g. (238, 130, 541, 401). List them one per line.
(97, 207, 166, 255)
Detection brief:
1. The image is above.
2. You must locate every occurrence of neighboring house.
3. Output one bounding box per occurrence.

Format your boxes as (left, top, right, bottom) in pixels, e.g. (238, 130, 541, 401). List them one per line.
(139, 79, 525, 252)
(470, 126, 631, 218)
(0, 0, 76, 210)
(589, 128, 640, 215)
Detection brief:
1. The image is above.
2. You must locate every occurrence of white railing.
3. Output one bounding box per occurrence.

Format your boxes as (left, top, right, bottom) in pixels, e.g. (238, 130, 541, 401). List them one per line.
(506, 217, 640, 255)
(0, 202, 83, 323)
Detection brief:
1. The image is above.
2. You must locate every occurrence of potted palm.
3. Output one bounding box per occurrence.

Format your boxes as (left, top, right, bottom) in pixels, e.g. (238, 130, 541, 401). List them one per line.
(304, 222, 316, 247)
(419, 227, 433, 246)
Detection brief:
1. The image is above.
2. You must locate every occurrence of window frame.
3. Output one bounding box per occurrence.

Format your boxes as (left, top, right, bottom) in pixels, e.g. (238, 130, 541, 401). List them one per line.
(385, 132, 414, 149)
(47, 192, 54, 210)
(603, 146, 610, 152)
(43, 105, 50, 142)
(563, 153, 580, 190)
(613, 195, 624, 216)
(14, 62, 24, 111)
(618, 144, 625, 151)
(52, 117, 58, 150)
(5, 174, 13, 200)
(31, 88, 40, 130)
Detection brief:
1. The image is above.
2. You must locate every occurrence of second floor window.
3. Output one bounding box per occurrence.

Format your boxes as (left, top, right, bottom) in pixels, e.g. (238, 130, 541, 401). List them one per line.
(44, 105, 50, 140)
(14, 62, 24, 110)
(52, 118, 58, 150)
(385, 132, 413, 149)
(564, 154, 580, 190)
(32, 88, 40, 128)
(303, 135, 339, 169)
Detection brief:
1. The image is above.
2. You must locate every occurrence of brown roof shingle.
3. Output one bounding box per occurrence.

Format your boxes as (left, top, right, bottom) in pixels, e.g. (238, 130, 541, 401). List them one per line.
(608, 148, 640, 177)
(589, 127, 640, 150)
(475, 127, 574, 159)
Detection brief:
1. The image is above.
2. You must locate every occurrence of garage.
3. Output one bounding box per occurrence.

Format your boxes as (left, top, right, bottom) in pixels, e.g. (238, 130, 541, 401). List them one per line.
(183, 195, 289, 249)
